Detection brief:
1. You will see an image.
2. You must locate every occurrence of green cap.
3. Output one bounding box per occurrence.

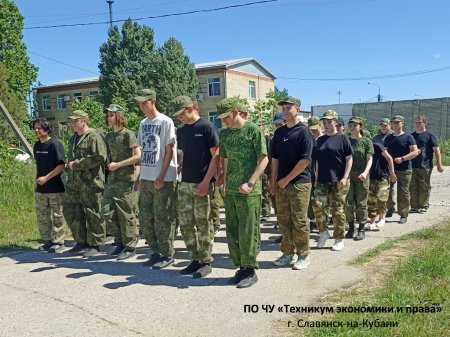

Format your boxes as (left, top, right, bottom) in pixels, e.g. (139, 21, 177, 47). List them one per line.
(349, 116, 363, 124)
(68, 110, 89, 120)
(277, 97, 301, 107)
(320, 110, 339, 120)
(104, 104, 126, 115)
(171, 96, 194, 116)
(391, 115, 404, 122)
(379, 118, 390, 125)
(308, 116, 320, 130)
(134, 89, 156, 102)
(216, 98, 247, 119)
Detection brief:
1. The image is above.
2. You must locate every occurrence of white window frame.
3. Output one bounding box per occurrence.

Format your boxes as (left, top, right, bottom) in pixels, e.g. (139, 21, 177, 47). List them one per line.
(249, 80, 256, 100)
(42, 96, 51, 111)
(208, 77, 221, 97)
(57, 94, 66, 110)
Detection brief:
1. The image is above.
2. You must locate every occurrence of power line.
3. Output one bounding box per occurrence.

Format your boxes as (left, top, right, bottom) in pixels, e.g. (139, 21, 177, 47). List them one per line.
(29, 51, 98, 75)
(24, 0, 280, 30)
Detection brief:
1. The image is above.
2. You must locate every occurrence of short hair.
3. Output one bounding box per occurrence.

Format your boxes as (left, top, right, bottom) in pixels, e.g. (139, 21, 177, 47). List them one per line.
(416, 114, 428, 124)
(105, 111, 128, 128)
(32, 118, 52, 134)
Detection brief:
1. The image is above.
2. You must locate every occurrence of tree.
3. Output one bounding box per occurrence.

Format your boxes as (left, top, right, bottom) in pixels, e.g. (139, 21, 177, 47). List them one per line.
(252, 86, 289, 125)
(71, 97, 105, 130)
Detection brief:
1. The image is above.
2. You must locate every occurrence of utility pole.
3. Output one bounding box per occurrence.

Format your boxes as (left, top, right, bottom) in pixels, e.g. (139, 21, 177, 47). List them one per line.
(337, 91, 342, 104)
(368, 82, 381, 102)
(107, 0, 114, 30)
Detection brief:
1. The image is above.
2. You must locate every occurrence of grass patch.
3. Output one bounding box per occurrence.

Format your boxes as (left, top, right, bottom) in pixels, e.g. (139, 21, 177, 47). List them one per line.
(296, 223, 450, 337)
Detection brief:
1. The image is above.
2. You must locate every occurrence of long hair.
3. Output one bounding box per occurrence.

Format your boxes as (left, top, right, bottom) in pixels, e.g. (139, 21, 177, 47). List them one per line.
(32, 118, 52, 134)
(105, 112, 128, 128)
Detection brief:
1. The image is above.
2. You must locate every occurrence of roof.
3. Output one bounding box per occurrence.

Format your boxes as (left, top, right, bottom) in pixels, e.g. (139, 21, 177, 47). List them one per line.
(195, 57, 276, 79)
(34, 77, 99, 90)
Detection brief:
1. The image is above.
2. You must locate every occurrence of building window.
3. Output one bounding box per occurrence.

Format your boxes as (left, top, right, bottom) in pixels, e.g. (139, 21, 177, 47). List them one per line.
(208, 111, 221, 129)
(249, 80, 256, 99)
(73, 92, 82, 101)
(208, 78, 221, 97)
(42, 96, 51, 111)
(89, 91, 98, 97)
(57, 95, 67, 110)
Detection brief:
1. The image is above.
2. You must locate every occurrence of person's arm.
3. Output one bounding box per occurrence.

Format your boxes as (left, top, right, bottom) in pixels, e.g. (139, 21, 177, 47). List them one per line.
(358, 154, 373, 182)
(197, 147, 219, 196)
(221, 158, 228, 197)
(70, 133, 107, 170)
(270, 158, 279, 196)
(381, 149, 397, 182)
(239, 155, 269, 194)
(155, 143, 174, 190)
(36, 164, 65, 186)
(340, 155, 353, 187)
(277, 159, 310, 189)
(177, 151, 183, 175)
(433, 146, 444, 172)
(108, 146, 141, 171)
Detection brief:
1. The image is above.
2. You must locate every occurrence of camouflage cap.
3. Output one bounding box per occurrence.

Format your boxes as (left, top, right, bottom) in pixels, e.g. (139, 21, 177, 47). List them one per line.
(216, 98, 247, 119)
(348, 116, 363, 125)
(308, 116, 321, 130)
(273, 113, 284, 124)
(68, 110, 89, 120)
(277, 97, 301, 107)
(104, 104, 126, 115)
(134, 89, 156, 102)
(337, 117, 345, 125)
(171, 96, 194, 117)
(379, 118, 390, 125)
(320, 110, 339, 121)
(391, 115, 405, 122)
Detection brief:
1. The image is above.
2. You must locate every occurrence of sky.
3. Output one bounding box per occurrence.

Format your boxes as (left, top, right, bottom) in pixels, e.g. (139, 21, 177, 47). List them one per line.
(13, 0, 450, 111)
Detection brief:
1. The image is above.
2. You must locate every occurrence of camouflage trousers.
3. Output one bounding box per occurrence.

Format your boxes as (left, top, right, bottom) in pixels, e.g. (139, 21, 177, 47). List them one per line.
(101, 179, 137, 250)
(312, 182, 350, 239)
(395, 170, 412, 217)
(261, 174, 272, 217)
(223, 195, 261, 269)
(367, 178, 390, 219)
(178, 182, 214, 263)
(345, 172, 370, 224)
(63, 187, 105, 247)
(387, 181, 396, 210)
(35, 192, 66, 244)
(210, 188, 221, 232)
(139, 180, 176, 257)
(275, 182, 311, 257)
(308, 182, 329, 221)
(410, 168, 433, 209)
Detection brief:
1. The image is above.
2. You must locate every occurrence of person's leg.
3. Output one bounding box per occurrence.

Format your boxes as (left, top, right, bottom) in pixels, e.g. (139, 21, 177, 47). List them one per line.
(35, 192, 52, 244)
(290, 183, 311, 258)
(396, 170, 412, 219)
(48, 192, 66, 245)
(275, 185, 295, 256)
(63, 189, 87, 245)
(153, 182, 177, 258)
(178, 182, 200, 261)
(115, 181, 138, 251)
(139, 181, 157, 253)
(417, 168, 432, 209)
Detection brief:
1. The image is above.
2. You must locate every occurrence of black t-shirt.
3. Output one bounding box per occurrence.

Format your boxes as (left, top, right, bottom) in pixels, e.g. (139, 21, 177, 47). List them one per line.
(411, 131, 438, 169)
(177, 118, 219, 183)
(272, 123, 313, 184)
(385, 133, 416, 171)
(370, 142, 389, 180)
(33, 138, 66, 193)
(313, 133, 353, 183)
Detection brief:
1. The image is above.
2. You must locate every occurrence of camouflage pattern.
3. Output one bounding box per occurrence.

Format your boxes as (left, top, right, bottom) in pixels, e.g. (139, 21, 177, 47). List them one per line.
(261, 174, 272, 217)
(312, 182, 350, 239)
(210, 188, 221, 232)
(223, 195, 261, 268)
(35, 192, 66, 244)
(275, 183, 311, 257)
(345, 171, 370, 224)
(395, 170, 412, 217)
(367, 178, 390, 218)
(101, 180, 137, 249)
(178, 182, 214, 263)
(387, 181, 396, 210)
(105, 128, 138, 182)
(410, 168, 433, 209)
(139, 180, 176, 257)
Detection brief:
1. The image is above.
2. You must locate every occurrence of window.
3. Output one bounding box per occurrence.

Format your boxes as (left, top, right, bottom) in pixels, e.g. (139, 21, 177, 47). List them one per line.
(208, 111, 221, 129)
(42, 96, 51, 111)
(73, 92, 82, 101)
(208, 78, 221, 97)
(57, 95, 67, 110)
(249, 80, 256, 99)
(89, 91, 98, 97)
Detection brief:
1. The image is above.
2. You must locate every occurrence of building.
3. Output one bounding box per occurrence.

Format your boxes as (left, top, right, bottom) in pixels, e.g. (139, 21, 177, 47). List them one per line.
(34, 58, 275, 133)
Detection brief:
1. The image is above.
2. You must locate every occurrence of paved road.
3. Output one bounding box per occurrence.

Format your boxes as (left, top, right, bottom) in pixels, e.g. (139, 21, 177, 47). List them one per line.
(1, 169, 449, 337)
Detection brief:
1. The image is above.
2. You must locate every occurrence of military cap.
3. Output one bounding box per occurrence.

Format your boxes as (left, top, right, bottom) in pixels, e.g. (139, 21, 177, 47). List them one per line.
(379, 118, 390, 125)
(337, 117, 345, 125)
(308, 116, 321, 130)
(104, 104, 126, 115)
(216, 98, 247, 119)
(320, 110, 339, 121)
(348, 116, 363, 125)
(171, 96, 194, 117)
(277, 97, 301, 107)
(134, 89, 156, 102)
(273, 113, 284, 124)
(391, 115, 405, 122)
(68, 110, 89, 120)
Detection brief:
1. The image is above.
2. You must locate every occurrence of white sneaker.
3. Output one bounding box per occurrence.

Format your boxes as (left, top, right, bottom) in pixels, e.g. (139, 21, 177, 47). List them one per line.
(317, 231, 331, 248)
(376, 219, 385, 229)
(273, 254, 297, 266)
(331, 239, 344, 251)
(367, 223, 380, 231)
(292, 256, 310, 270)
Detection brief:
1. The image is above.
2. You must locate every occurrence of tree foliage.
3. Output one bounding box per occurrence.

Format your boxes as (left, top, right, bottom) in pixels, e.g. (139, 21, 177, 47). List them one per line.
(252, 87, 289, 124)
(71, 97, 105, 130)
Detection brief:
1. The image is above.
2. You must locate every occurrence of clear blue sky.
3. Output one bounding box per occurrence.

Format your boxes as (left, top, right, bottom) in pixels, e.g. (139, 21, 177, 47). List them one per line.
(14, 0, 450, 111)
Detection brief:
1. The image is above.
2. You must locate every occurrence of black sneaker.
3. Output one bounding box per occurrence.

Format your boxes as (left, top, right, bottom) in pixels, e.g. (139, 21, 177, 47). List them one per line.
(48, 243, 65, 253)
(398, 217, 407, 224)
(180, 260, 201, 275)
(117, 249, 136, 260)
(410, 208, 418, 213)
(67, 242, 89, 254)
(83, 246, 100, 257)
(143, 253, 161, 266)
(273, 223, 279, 230)
(152, 256, 174, 269)
(39, 240, 53, 251)
(386, 208, 396, 218)
(110, 243, 125, 256)
(354, 230, 365, 241)
(228, 268, 245, 284)
(237, 268, 258, 288)
(193, 263, 212, 278)
(274, 236, 282, 243)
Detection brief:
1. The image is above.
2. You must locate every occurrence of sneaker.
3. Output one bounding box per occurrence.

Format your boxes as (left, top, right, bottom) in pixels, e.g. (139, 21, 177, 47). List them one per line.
(110, 243, 125, 256)
(274, 235, 282, 243)
(117, 249, 136, 260)
(273, 254, 297, 266)
(385, 207, 395, 218)
(273, 222, 279, 230)
(228, 268, 245, 284)
(143, 253, 161, 266)
(354, 230, 365, 241)
(317, 231, 331, 248)
(345, 227, 355, 238)
(152, 256, 174, 269)
(193, 263, 212, 278)
(410, 208, 418, 213)
(418, 208, 427, 214)
(67, 242, 88, 254)
(309, 220, 317, 232)
(366, 223, 379, 231)
(331, 239, 344, 251)
(376, 219, 385, 229)
(39, 240, 53, 251)
(47, 243, 65, 253)
(214, 228, 220, 235)
(398, 217, 407, 224)
(236, 268, 258, 288)
(180, 260, 202, 275)
(292, 256, 310, 270)
(260, 217, 268, 222)
(83, 246, 100, 257)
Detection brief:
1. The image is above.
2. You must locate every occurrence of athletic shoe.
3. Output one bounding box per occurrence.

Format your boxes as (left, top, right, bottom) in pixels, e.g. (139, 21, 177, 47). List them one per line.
(236, 268, 258, 288)
(110, 243, 125, 256)
(39, 240, 53, 251)
(292, 256, 310, 270)
(180, 260, 201, 275)
(354, 229, 366, 241)
(193, 263, 212, 278)
(83, 246, 100, 257)
(331, 239, 344, 251)
(376, 219, 385, 229)
(366, 223, 379, 231)
(385, 207, 395, 218)
(152, 256, 174, 269)
(67, 242, 89, 254)
(228, 268, 245, 284)
(273, 254, 297, 266)
(274, 235, 282, 243)
(47, 243, 65, 253)
(398, 217, 407, 224)
(418, 208, 427, 214)
(317, 231, 331, 248)
(410, 208, 418, 213)
(143, 253, 161, 267)
(117, 250, 136, 260)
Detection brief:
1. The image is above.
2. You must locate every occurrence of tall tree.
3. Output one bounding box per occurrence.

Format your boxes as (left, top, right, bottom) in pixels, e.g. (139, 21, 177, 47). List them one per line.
(253, 86, 290, 124)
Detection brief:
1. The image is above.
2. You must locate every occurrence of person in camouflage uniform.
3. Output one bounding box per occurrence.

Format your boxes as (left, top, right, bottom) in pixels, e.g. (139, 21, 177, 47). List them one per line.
(209, 188, 221, 234)
(258, 120, 272, 220)
(218, 97, 268, 288)
(171, 96, 219, 278)
(101, 104, 141, 260)
(64, 110, 107, 257)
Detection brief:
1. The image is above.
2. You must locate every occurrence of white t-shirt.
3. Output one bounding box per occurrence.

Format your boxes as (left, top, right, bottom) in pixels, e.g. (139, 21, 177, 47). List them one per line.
(137, 113, 177, 182)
